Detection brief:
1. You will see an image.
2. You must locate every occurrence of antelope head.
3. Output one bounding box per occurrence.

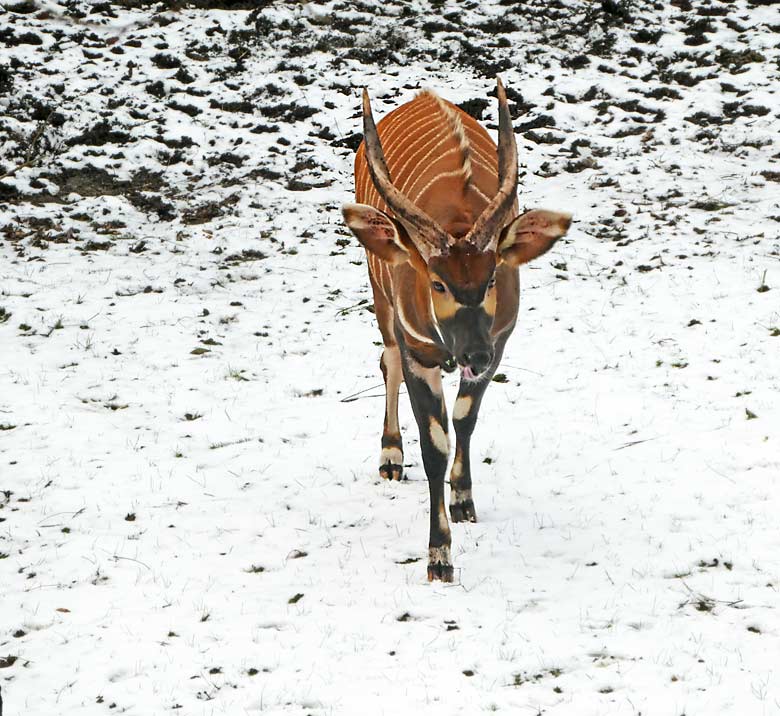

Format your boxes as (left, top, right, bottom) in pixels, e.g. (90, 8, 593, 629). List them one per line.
(343, 79, 571, 381)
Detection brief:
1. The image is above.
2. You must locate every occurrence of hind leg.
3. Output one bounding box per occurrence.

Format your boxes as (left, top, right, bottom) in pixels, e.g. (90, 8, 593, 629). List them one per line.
(379, 345, 404, 480)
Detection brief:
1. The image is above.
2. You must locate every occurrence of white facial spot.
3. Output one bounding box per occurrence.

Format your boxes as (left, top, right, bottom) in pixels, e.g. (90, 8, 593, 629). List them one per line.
(453, 395, 472, 421)
(380, 446, 403, 466)
(428, 417, 450, 455)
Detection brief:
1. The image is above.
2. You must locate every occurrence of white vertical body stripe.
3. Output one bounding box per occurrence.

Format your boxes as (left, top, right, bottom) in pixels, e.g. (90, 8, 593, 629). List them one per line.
(395, 296, 436, 345)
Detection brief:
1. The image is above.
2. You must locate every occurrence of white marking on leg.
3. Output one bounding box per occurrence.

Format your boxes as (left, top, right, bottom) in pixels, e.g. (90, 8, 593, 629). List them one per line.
(453, 395, 472, 421)
(428, 417, 449, 455)
(407, 358, 443, 390)
(451, 487, 472, 505)
(380, 446, 403, 466)
(438, 500, 451, 535)
(428, 544, 452, 565)
(451, 458, 463, 480)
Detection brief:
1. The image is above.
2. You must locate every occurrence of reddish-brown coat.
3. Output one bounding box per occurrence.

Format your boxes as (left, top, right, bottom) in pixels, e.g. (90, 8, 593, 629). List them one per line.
(354, 92, 519, 361)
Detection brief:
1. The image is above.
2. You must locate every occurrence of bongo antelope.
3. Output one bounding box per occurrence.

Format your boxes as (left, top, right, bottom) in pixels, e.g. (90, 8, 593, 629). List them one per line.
(342, 79, 571, 581)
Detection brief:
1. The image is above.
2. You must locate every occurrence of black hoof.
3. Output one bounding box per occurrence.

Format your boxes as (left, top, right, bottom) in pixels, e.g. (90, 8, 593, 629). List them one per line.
(379, 463, 404, 481)
(428, 546, 453, 582)
(450, 499, 477, 523)
(427, 562, 454, 582)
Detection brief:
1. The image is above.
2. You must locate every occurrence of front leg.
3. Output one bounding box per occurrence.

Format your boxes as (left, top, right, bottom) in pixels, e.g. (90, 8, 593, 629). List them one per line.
(450, 335, 508, 523)
(400, 354, 453, 582)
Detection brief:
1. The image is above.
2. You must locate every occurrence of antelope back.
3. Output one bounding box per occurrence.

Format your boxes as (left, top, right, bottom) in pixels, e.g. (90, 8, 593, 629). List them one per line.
(354, 92, 500, 239)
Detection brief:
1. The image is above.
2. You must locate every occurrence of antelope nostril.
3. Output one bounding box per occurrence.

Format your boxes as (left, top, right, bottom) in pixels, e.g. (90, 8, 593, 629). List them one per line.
(461, 351, 492, 374)
(471, 351, 492, 371)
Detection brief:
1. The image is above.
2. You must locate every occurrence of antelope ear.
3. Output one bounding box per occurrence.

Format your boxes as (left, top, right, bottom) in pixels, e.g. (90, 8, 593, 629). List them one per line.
(498, 210, 572, 267)
(342, 203, 410, 265)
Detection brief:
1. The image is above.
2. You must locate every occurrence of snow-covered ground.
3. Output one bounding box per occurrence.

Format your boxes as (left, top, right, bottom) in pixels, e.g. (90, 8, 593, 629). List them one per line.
(2, 0, 779, 713)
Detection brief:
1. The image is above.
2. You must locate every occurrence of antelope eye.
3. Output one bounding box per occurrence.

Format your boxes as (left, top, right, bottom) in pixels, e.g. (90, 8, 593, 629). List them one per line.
(432, 281, 446, 293)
